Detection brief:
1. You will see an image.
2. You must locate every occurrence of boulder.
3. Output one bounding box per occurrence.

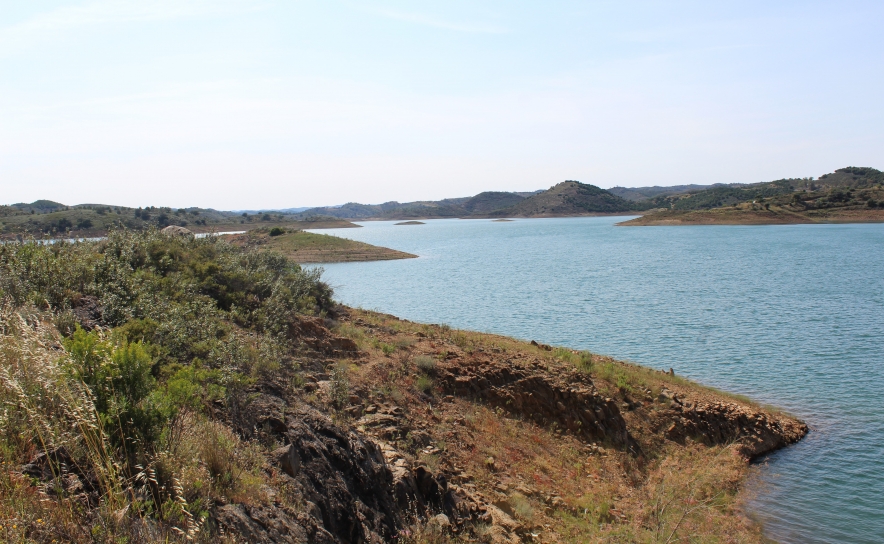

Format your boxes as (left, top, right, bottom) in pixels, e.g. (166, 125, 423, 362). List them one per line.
(272, 444, 301, 478)
(160, 225, 194, 238)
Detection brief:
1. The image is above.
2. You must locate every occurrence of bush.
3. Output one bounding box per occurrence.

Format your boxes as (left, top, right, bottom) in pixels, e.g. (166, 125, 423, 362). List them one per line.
(414, 355, 436, 374)
(268, 227, 285, 237)
(329, 363, 350, 409)
(0, 229, 336, 537)
(63, 328, 164, 464)
(415, 375, 434, 394)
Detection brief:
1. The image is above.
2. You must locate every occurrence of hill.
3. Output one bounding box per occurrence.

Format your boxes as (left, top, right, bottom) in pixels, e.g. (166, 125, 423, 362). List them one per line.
(491, 180, 637, 216)
(295, 191, 534, 220)
(608, 184, 716, 201)
(296, 184, 645, 220)
(620, 167, 884, 225)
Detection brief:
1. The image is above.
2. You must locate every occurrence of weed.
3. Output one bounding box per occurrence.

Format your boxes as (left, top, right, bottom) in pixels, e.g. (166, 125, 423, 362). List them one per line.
(415, 375, 434, 394)
(414, 355, 437, 374)
(329, 363, 350, 410)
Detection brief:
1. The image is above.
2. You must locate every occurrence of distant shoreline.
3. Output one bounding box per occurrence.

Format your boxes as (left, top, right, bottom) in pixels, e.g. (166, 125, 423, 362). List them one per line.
(617, 207, 884, 226)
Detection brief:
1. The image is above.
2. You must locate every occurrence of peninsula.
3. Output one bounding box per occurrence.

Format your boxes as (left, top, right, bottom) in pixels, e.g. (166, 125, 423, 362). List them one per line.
(0, 229, 806, 543)
(230, 228, 417, 263)
(618, 167, 884, 226)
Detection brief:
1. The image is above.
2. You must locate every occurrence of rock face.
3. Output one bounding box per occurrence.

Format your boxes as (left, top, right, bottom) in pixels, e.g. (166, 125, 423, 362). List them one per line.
(287, 315, 359, 357)
(436, 355, 632, 447)
(214, 404, 462, 543)
(71, 295, 103, 330)
(663, 400, 808, 458)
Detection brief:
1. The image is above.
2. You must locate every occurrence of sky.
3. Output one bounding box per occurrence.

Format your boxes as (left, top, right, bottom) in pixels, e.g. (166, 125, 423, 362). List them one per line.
(2, 1, 883, 210)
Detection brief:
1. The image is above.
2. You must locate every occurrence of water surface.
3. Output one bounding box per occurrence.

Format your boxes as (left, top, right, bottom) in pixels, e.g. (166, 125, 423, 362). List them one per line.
(311, 217, 884, 543)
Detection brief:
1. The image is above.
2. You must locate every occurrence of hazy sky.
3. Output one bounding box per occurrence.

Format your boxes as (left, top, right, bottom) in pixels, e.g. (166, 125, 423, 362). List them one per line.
(2, 1, 883, 209)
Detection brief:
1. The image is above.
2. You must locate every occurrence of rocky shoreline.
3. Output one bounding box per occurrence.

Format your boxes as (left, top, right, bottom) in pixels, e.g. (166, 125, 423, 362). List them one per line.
(192, 309, 806, 542)
(11, 304, 807, 543)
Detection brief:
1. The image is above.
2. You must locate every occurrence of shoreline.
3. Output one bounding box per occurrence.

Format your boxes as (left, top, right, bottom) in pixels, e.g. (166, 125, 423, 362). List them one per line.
(229, 229, 418, 263)
(618, 206, 884, 226)
(332, 307, 808, 541)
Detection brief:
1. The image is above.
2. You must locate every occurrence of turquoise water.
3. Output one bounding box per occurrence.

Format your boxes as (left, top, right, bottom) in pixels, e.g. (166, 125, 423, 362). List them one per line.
(310, 217, 884, 543)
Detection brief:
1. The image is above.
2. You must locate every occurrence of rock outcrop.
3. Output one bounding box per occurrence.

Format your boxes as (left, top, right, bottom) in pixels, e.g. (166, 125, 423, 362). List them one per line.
(437, 355, 632, 447)
(663, 398, 808, 458)
(160, 225, 195, 237)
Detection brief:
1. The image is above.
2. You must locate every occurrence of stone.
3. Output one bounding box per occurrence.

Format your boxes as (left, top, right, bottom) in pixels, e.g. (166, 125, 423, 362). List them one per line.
(272, 444, 301, 478)
(160, 225, 194, 238)
(430, 513, 451, 528)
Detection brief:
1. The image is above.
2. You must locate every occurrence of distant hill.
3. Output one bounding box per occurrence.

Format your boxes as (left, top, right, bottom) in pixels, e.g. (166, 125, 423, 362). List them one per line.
(0, 201, 353, 239)
(10, 167, 880, 236)
(461, 191, 527, 213)
(636, 167, 884, 212)
(609, 184, 716, 201)
(9, 200, 67, 213)
(295, 191, 536, 220)
(620, 167, 884, 226)
(491, 181, 637, 216)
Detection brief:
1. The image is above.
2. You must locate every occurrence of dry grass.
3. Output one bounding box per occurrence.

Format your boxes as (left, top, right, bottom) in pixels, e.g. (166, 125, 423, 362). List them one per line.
(344, 308, 777, 543)
(0, 305, 263, 543)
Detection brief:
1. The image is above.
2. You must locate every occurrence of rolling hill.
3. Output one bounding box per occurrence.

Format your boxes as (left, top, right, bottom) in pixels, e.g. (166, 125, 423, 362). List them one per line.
(489, 181, 638, 216)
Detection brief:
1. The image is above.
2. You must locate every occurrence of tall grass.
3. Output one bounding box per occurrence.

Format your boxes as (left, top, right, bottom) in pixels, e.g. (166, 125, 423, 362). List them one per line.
(0, 305, 124, 540)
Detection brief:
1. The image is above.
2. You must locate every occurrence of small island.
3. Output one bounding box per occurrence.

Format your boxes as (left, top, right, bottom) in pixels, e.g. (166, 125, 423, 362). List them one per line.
(394, 220, 425, 225)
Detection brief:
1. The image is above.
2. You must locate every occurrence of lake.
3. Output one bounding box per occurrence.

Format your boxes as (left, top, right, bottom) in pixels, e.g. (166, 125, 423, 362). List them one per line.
(310, 216, 884, 544)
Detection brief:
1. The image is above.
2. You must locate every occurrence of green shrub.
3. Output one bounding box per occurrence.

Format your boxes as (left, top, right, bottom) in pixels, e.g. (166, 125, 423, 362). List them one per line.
(63, 328, 164, 463)
(329, 363, 350, 409)
(415, 375, 434, 394)
(268, 227, 285, 237)
(414, 355, 436, 374)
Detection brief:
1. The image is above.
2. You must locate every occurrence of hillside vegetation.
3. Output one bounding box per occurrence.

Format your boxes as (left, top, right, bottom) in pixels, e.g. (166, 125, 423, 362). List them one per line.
(488, 181, 640, 216)
(621, 167, 884, 225)
(8, 167, 882, 234)
(0, 229, 806, 543)
(0, 202, 358, 239)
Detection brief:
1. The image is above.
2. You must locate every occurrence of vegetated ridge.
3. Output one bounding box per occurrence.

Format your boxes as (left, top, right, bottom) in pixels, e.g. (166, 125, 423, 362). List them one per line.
(0, 229, 806, 543)
(0, 202, 359, 239)
(10, 165, 880, 238)
(487, 181, 637, 217)
(607, 184, 718, 201)
(619, 167, 884, 225)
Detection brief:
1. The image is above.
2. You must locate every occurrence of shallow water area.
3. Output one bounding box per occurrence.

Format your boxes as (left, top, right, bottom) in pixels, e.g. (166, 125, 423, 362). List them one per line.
(309, 216, 884, 544)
